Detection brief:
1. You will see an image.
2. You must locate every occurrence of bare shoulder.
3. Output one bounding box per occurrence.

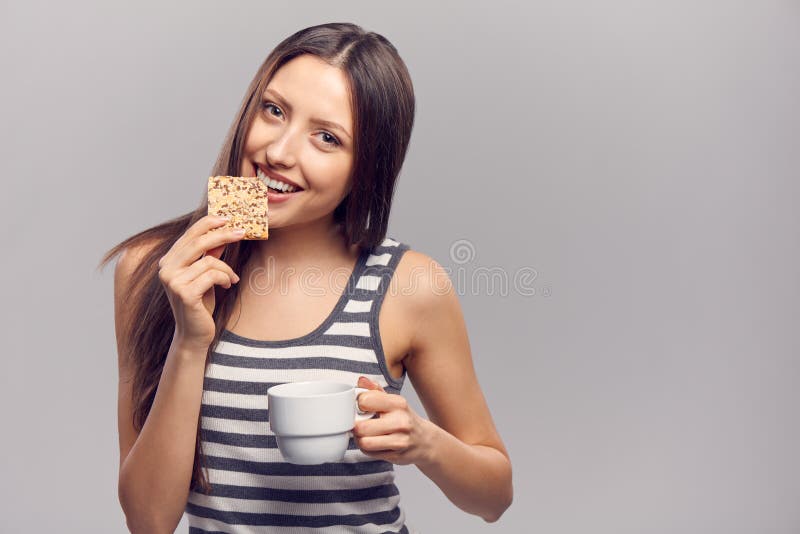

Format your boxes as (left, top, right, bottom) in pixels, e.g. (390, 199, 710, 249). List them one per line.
(392, 249, 509, 457)
(390, 248, 461, 358)
(115, 239, 165, 467)
(114, 239, 162, 354)
(393, 248, 456, 319)
(115, 239, 161, 286)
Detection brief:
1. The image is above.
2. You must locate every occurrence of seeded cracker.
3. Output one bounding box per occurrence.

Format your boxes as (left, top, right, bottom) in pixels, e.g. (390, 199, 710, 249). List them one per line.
(207, 176, 269, 239)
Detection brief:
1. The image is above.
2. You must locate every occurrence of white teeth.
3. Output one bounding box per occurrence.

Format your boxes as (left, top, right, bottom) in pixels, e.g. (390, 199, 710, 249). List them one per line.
(256, 168, 297, 192)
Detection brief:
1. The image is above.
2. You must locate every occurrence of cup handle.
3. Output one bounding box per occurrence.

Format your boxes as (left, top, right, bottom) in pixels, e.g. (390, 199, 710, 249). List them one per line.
(354, 387, 375, 422)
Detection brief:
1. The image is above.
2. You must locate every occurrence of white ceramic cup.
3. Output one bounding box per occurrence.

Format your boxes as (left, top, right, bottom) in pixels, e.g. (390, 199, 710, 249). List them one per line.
(267, 380, 375, 465)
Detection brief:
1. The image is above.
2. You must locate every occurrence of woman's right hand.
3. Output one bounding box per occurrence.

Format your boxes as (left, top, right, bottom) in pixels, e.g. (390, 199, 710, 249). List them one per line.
(157, 215, 246, 350)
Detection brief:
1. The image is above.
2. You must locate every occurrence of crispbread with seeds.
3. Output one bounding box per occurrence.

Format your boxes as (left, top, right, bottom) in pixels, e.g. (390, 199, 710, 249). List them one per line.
(207, 175, 269, 239)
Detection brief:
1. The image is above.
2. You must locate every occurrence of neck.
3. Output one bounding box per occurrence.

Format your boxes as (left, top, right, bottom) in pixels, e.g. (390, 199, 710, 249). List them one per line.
(249, 214, 353, 268)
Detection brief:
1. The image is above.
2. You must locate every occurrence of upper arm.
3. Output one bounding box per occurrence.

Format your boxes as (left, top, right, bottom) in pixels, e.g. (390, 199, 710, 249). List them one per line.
(401, 251, 509, 459)
(114, 241, 158, 470)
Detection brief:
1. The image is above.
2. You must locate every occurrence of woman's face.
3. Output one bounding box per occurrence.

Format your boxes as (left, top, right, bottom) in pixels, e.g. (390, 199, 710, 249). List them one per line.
(240, 54, 355, 229)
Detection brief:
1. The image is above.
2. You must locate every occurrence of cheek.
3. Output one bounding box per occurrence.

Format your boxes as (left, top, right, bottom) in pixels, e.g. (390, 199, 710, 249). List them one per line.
(305, 155, 353, 193)
(244, 121, 270, 148)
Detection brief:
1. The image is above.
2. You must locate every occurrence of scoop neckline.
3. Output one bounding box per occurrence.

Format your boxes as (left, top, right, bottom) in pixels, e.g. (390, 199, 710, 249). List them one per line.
(220, 247, 369, 347)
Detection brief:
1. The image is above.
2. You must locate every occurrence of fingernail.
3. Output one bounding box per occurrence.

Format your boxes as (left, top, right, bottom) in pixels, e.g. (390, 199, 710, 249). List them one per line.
(233, 228, 246, 235)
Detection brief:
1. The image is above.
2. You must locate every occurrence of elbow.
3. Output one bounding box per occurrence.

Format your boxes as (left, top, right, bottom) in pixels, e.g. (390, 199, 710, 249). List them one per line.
(482, 458, 513, 523)
(125, 521, 175, 534)
(119, 503, 179, 534)
(481, 487, 513, 523)
(118, 470, 182, 534)
(481, 488, 513, 523)
(122, 516, 173, 534)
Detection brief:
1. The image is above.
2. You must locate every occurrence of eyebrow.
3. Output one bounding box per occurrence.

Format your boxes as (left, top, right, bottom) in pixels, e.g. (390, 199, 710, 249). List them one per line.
(263, 88, 352, 141)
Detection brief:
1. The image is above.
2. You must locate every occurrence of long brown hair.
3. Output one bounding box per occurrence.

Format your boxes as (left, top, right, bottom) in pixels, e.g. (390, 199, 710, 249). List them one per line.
(96, 22, 415, 494)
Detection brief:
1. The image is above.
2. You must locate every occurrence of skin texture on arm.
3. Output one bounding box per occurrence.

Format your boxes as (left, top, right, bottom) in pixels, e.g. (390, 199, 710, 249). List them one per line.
(354, 251, 513, 522)
(115, 243, 209, 534)
(116, 243, 158, 472)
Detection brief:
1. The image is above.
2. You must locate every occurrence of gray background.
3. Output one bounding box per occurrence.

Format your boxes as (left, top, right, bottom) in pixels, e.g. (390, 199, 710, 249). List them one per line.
(1, 0, 798, 532)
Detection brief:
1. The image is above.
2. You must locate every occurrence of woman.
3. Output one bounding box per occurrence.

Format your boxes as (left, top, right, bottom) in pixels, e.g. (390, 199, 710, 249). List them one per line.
(100, 22, 512, 533)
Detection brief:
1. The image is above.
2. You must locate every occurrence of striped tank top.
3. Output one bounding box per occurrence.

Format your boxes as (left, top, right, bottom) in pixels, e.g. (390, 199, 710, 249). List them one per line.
(185, 237, 415, 533)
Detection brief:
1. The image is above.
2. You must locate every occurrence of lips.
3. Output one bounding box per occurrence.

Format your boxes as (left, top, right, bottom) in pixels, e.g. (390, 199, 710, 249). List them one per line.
(254, 162, 304, 191)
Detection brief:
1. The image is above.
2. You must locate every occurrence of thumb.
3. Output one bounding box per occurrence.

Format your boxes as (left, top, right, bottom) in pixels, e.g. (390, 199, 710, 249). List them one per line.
(358, 376, 384, 391)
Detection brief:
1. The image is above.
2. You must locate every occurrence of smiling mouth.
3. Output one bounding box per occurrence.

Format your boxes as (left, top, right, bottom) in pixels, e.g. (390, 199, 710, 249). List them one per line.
(255, 167, 302, 194)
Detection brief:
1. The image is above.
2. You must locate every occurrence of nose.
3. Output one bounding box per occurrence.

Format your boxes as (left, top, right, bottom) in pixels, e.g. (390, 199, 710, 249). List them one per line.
(264, 127, 297, 169)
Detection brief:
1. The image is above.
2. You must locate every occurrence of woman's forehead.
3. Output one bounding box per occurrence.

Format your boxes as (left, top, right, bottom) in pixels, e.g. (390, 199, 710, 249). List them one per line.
(265, 55, 353, 130)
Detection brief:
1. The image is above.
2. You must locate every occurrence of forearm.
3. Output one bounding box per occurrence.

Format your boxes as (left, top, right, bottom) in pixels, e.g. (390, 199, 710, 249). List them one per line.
(118, 339, 208, 533)
(416, 420, 513, 522)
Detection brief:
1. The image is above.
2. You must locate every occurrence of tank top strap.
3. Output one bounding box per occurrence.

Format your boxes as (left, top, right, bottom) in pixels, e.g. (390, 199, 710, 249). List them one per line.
(360, 236, 411, 297)
(322, 236, 411, 391)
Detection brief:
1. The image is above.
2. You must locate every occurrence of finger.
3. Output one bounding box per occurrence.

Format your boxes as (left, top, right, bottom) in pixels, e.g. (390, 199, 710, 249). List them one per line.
(206, 244, 226, 260)
(353, 413, 403, 437)
(357, 391, 407, 414)
(160, 215, 230, 268)
(186, 269, 235, 297)
(172, 226, 246, 269)
(358, 376, 385, 391)
(359, 449, 398, 463)
(170, 254, 239, 287)
(356, 433, 409, 452)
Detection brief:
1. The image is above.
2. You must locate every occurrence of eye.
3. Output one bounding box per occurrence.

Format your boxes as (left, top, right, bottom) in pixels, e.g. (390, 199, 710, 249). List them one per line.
(318, 131, 341, 147)
(262, 101, 341, 148)
(262, 101, 283, 118)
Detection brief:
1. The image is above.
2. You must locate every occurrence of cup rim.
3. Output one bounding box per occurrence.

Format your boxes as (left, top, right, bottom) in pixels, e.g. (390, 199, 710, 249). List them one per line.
(267, 380, 353, 399)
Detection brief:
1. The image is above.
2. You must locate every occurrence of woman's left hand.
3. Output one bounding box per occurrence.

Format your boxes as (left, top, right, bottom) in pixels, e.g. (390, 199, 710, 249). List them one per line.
(353, 376, 435, 466)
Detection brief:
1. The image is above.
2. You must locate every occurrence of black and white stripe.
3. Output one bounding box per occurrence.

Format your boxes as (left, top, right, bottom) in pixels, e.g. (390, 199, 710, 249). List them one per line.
(186, 237, 415, 533)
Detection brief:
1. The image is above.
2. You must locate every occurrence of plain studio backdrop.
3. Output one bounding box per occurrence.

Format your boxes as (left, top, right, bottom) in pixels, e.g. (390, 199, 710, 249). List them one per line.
(1, 1, 798, 532)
